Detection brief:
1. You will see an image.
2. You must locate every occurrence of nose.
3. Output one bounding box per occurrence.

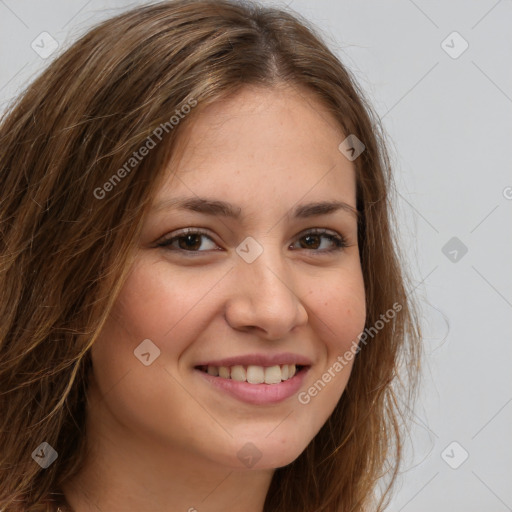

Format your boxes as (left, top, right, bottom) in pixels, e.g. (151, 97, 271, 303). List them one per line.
(224, 247, 308, 339)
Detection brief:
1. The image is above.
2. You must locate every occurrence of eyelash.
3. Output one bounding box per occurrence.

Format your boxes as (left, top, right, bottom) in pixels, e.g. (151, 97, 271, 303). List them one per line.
(157, 228, 348, 255)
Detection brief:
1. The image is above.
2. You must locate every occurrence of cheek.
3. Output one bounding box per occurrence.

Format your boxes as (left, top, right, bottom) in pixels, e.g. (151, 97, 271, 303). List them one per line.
(97, 260, 225, 357)
(310, 268, 366, 352)
(297, 269, 366, 409)
(88, 260, 223, 446)
(88, 262, 182, 393)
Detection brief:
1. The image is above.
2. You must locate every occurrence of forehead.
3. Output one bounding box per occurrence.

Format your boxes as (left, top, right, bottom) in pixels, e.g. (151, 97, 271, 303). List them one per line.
(155, 85, 357, 211)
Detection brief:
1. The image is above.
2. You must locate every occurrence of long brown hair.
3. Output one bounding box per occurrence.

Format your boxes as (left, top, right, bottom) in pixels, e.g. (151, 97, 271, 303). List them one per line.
(0, 1, 421, 510)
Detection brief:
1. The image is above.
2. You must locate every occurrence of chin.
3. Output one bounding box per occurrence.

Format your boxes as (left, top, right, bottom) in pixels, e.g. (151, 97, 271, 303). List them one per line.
(214, 434, 310, 471)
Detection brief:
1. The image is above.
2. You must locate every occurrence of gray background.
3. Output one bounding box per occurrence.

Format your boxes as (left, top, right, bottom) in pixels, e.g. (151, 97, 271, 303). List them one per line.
(1, 1, 511, 510)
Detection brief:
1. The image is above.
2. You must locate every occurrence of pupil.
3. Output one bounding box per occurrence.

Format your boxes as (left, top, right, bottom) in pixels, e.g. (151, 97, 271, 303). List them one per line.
(303, 234, 320, 249)
(180, 234, 201, 250)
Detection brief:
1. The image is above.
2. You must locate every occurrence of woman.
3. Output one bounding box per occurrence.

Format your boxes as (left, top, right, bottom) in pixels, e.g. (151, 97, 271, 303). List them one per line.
(0, 1, 421, 510)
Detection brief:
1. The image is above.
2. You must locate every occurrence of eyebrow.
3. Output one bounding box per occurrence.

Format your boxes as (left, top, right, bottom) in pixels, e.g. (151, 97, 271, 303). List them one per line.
(152, 196, 359, 220)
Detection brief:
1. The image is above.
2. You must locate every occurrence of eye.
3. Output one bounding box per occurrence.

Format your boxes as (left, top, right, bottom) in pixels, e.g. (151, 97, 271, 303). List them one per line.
(157, 228, 219, 253)
(290, 229, 348, 254)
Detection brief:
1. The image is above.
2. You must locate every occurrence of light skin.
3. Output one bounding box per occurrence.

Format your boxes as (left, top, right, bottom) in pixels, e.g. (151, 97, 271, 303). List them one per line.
(63, 84, 366, 512)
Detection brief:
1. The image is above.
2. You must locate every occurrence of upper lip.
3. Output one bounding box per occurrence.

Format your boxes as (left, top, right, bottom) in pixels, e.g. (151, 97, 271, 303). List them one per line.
(194, 352, 313, 368)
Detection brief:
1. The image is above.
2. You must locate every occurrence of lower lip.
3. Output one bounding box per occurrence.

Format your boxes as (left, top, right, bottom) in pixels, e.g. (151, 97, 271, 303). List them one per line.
(195, 367, 310, 405)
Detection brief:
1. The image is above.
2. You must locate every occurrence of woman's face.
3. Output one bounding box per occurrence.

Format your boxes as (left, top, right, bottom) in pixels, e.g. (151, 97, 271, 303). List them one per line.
(90, 84, 366, 471)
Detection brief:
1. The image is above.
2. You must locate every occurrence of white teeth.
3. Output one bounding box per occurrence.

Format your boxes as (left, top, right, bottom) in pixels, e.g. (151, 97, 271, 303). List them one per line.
(202, 364, 298, 384)
(246, 365, 265, 384)
(264, 365, 282, 384)
(218, 366, 230, 379)
(230, 365, 246, 382)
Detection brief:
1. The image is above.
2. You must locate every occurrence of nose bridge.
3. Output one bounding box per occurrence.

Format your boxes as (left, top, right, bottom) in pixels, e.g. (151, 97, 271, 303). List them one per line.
(226, 238, 307, 336)
(245, 250, 290, 302)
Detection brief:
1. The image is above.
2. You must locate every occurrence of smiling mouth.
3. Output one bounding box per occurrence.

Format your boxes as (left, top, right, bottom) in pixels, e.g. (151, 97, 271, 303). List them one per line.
(195, 364, 307, 384)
